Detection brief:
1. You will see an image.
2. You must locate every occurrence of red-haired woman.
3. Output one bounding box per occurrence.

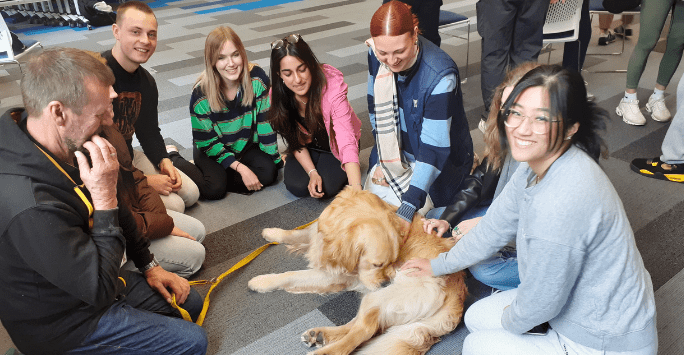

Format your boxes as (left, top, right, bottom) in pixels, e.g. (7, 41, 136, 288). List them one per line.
(366, 0, 473, 227)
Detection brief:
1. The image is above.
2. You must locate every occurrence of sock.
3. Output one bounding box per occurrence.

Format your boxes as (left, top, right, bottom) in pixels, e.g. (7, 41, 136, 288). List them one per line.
(624, 92, 637, 101)
(651, 88, 665, 100)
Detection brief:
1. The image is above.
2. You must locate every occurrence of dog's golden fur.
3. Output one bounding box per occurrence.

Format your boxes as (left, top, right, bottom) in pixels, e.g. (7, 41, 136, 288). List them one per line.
(248, 188, 468, 355)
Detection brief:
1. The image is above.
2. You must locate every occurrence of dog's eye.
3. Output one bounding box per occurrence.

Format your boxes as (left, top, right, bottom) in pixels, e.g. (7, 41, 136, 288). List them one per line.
(373, 263, 384, 268)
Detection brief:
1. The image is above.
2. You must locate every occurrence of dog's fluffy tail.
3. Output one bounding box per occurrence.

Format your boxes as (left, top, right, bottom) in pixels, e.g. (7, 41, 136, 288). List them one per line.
(355, 323, 439, 355)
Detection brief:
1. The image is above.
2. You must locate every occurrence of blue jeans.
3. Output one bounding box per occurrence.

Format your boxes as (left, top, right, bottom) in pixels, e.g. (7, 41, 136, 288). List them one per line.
(661, 73, 684, 164)
(427, 205, 520, 291)
(65, 271, 207, 355)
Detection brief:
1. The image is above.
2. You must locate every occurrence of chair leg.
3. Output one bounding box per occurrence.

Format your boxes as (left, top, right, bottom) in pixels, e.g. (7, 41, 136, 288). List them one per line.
(462, 23, 469, 84)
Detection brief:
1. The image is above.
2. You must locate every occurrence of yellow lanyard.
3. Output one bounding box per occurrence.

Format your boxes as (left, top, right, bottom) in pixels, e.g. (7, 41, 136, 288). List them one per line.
(171, 219, 318, 326)
(34, 145, 94, 228)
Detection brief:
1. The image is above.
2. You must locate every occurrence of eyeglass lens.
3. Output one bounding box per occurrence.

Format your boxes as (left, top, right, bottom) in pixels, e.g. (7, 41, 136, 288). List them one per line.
(503, 110, 552, 134)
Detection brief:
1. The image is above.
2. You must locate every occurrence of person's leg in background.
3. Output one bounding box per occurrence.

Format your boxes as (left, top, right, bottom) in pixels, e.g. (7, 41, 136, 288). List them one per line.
(618, 0, 676, 126)
(598, 14, 616, 45)
(615, 14, 635, 37)
(651, 1, 684, 117)
(477, 0, 516, 115)
(382, 0, 443, 47)
(133, 150, 200, 212)
(631, 64, 684, 182)
(562, 0, 591, 72)
(508, 0, 550, 68)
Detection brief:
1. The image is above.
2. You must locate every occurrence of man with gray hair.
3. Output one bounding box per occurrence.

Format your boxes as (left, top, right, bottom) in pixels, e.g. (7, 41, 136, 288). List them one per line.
(0, 47, 207, 355)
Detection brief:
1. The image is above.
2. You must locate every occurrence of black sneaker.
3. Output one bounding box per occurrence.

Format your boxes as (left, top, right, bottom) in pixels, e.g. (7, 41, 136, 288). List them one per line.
(614, 25, 632, 37)
(598, 31, 616, 46)
(630, 157, 684, 183)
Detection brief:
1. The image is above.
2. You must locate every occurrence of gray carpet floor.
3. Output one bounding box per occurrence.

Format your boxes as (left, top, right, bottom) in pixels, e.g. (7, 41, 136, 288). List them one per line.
(2, 0, 684, 354)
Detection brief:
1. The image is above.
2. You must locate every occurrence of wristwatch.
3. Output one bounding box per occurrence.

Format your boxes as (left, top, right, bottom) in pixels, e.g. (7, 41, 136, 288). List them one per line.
(139, 257, 160, 273)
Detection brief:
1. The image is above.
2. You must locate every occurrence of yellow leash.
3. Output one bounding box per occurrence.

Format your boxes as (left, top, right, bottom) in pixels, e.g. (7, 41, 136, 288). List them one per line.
(171, 219, 317, 326)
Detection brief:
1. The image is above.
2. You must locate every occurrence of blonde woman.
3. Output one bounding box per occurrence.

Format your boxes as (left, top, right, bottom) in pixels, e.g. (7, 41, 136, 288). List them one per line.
(176, 26, 281, 199)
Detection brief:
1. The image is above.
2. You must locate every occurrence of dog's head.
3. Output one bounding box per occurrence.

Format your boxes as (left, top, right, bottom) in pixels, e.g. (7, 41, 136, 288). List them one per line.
(317, 189, 404, 290)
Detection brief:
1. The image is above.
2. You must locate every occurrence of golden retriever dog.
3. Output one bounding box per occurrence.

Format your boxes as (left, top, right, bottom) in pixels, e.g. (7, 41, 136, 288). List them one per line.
(248, 188, 468, 355)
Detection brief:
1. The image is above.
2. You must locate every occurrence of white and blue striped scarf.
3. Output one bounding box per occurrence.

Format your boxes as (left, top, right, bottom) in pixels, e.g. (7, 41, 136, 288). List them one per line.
(366, 38, 418, 199)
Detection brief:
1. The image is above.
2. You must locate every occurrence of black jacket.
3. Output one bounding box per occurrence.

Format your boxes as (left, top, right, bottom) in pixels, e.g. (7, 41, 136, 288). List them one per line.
(0, 111, 152, 354)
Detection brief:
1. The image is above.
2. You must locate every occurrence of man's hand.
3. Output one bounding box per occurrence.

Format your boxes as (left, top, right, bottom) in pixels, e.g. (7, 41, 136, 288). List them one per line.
(147, 174, 174, 195)
(75, 135, 119, 210)
(170, 226, 196, 241)
(145, 265, 191, 304)
(159, 158, 182, 191)
(308, 170, 324, 198)
(236, 164, 263, 191)
(400, 258, 434, 277)
(422, 218, 451, 238)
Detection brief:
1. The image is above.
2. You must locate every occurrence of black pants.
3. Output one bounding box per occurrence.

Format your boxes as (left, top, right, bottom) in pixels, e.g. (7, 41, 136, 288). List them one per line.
(383, 0, 442, 47)
(477, 0, 550, 110)
(562, 0, 591, 72)
(173, 145, 278, 200)
(283, 149, 348, 198)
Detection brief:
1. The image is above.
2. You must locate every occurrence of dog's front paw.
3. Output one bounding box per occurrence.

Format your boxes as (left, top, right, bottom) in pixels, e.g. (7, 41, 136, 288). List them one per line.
(262, 228, 286, 242)
(247, 274, 278, 293)
(301, 328, 326, 348)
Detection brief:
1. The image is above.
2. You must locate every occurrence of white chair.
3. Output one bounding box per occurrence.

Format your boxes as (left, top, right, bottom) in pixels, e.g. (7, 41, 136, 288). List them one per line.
(542, 0, 583, 71)
(439, 10, 470, 84)
(0, 16, 43, 74)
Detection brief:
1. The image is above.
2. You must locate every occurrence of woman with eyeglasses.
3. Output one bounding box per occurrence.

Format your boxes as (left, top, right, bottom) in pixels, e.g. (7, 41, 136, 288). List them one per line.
(177, 26, 281, 199)
(366, 1, 473, 229)
(402, 65, 657, 354)
(269, 34, 362, 198)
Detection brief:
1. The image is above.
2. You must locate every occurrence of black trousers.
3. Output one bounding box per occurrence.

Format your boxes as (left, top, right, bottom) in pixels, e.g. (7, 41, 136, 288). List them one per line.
(173, 144, 278, 200)
(477, 0, 550, 110)
(383, 0, 443, 47)
(283, 149, 348, 198)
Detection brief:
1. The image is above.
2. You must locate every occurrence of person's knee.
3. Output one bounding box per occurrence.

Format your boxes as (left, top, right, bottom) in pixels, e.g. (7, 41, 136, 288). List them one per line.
(258, 163, 278, 187)
(284, 179, 309, 197)
(183, 288, 204, 321)
(162, 194, 186, 213)
(462, 332, 488, 355)
(177, 322, 208, 355)
(200, 183, 227, 200)
(179, 180, 200, 207)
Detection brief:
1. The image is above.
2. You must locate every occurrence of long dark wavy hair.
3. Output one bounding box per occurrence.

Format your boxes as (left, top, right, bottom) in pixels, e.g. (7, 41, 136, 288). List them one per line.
(498, 65, 608, 162)
(268, 36, 327, 153)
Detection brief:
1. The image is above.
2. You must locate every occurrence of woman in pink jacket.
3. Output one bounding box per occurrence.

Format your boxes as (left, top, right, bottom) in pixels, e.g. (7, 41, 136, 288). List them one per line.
(269, 34, 362, 198)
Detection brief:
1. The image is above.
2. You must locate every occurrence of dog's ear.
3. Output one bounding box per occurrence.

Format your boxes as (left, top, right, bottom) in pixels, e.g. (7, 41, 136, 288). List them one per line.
(320, 230, 362, 273)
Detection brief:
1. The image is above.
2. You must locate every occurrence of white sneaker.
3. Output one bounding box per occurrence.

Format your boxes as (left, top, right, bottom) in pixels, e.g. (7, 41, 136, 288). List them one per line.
(616, 98, 646, 126)
(478, 118, 487, 134)
(645, 96, 672, 122)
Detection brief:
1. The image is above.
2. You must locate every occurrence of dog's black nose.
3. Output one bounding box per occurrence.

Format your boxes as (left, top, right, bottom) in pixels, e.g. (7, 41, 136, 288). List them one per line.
(380, 280, 391, 288)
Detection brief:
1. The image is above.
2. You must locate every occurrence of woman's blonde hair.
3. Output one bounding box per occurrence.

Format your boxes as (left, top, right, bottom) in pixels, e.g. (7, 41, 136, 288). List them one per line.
(483, 62, 541, 172)
(196, 26, 254, 111)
